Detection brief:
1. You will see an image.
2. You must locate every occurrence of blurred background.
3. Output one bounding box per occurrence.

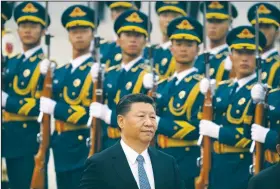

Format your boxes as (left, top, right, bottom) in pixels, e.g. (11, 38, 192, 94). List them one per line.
(2, 1, 280, 188)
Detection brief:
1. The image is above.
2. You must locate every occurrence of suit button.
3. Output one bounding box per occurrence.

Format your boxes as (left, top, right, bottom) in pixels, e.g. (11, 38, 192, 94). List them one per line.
(240, 154, 244, 159)
(78, 135, 83, 141)
(23, 123, 27, 128)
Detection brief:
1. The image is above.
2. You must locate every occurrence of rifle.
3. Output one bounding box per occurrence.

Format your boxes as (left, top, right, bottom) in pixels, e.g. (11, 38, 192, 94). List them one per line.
(87, 1, 103, 156)
(249, 6, 268, 175)
(195, 3, 212, 189)
(31, 2, 54, 188)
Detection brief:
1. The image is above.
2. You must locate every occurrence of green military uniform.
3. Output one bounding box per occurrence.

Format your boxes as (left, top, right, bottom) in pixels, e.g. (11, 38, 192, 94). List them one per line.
(247, 3, 280, 88)
(153, 1, 187, 80)
(194, 1, 238, 83)
(207, 26, 267, 189)
(2, 2, 50, 189)
(49, 5, 95, 189)
(101, 10, 152, 149)
(155, 17, 204, 189)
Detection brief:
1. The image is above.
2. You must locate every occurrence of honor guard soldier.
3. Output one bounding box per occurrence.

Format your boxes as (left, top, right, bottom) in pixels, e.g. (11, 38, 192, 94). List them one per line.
(153, 1, 187, 80)
(250, 84, 280, 167)
(39, 5, 95, 189)
(89, 10, 154, 149)
(199, 26, 267, 189)
(248, 3, 280, 88)
(194, 1, 238, 83)
(155, 17, 204, 189)
(100, 1, 141, 67)
(1, 2, 51, 189)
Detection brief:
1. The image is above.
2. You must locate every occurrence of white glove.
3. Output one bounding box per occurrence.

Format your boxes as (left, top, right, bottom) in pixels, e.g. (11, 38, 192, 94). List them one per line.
(1, 91, 8, 108)
(89, 102, 112, 124)
(224, 56, 232, 71)
(40, 59, 51, 75)
(90, 63, 100, 82)
(199, 120, 220, 139)
(143, 73, 159, 89)
(251, 123, 269, 143)
(199, 78, 216, 95)
(251, 84, 266, 103)
(40, 97, 56, 115)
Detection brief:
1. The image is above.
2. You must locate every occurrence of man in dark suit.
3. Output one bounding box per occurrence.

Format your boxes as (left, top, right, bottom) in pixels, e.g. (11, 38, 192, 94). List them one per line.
(79, 93, 185, 189)
(247, 132, 280, 189)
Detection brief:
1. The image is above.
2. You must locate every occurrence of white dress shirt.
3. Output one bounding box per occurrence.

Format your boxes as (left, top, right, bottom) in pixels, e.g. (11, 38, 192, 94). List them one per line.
(120, 140, 155, 189)
(121, 55, 142, 72)
(234, 73, 257, 92)
(160, 41, 171, 50)
(69, 53, 92, 73)
(172, 67, 198, 85)
(22, 45, 42, 61)
(209, 44, 228, 55)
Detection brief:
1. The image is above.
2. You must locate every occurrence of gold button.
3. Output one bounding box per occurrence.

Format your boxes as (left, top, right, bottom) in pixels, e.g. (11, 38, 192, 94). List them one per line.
(176, 103, 180, 108)
(163, 107, 167, 111)
(9, 83, 12, 87)
(59, 93, 62, 97)
(19, 100, 23, 105)
(21, 81, 24, 86)
(236, 110, 240, 114)
(72, 92, 76, 96)
(277, 120, 280, 124)
(222, 113, 226, 116)
(185, 147, 190, 151)
(23, 123, 27, 128)
(68, 109, 72, 114)
(78, 135, 83, 140)
(235, 134, 240, 139)
(240, 154, 244, 159)
(173, 126, 178, 130)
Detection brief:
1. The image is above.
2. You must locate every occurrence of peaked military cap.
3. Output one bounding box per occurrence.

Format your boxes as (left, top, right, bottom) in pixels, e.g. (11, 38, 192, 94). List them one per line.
(155, 1, 187, 16)
(106, 1, 141, 10)
(61, 5, 96, 29)
(226, 26, 266, 51)
(167, 16, 203, 44)
(2, 2, 12, 24)
(14, 2, 51, 27)
(114, 10, 152, 37)
(247, 3, 280, 28)
(200, 1, 238, 19)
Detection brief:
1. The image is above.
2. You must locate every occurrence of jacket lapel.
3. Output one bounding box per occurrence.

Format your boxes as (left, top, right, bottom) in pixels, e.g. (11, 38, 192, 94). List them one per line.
(112, 142, 138, 188)
(148, 147, 161, 189)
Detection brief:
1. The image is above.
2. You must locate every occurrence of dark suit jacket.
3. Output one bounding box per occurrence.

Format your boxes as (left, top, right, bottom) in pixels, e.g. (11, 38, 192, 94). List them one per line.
(79, 141, 185, 189)
(247, 163, 280, 189)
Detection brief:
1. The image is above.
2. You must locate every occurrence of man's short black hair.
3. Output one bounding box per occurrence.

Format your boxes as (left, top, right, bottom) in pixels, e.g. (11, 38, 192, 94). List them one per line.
(116, 93, 155, 116)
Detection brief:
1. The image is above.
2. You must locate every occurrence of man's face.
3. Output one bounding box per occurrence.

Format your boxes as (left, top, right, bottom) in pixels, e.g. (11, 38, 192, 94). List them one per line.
(159, 11, 182, 36)
(171, 39, 199, 64)
(111, 7, 129, 21)
(17, 22, 44, 46)
(117, 31, 146, 57)
(259, 23, 278, 49)
(68, 27, 93, 51)
(206, 18, 230, 41)
(230, 49, 256, 78)
(118, 102, 157, 144)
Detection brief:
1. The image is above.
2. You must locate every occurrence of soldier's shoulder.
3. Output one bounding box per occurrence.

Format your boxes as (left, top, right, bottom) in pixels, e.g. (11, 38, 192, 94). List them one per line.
(157, 78, 168, 85)
(269, 88, 280, 94)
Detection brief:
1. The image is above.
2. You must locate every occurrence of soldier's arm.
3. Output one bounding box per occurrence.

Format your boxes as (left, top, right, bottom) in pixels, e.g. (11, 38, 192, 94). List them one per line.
(264, 129, 278, 151)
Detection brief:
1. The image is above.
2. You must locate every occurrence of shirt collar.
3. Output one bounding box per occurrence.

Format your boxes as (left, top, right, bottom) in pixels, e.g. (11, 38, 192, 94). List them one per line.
(120, 139, 149, 165)
(261, 48, 278, 60)
(22, 45, 41, 60)
(172, 67, 198, 84)
(234, 73, 257, 89)
(160, 41, 171, 50)
(70, 53, 92, 72)
(209, 44, 228, 55)
(121, 55, 142, 72)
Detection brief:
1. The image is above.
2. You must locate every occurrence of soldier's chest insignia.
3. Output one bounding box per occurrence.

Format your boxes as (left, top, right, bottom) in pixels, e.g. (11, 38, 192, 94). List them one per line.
(79, 65, 87, 71)
(115, 53, 122, 61)
(179, 91, 186, 99)
(29, 55, 37, 62)
(73, 79, 81, 87)
(126, 81, 132, 90)
(261, 72, 267, 80)
(23, 69, 31, 77)
(238, 97, 246, 105)
(210, 68, 215, 76)
(266, 57, 273, 62)
(161, 58, 168, 66)
(107, 83, 112, 88)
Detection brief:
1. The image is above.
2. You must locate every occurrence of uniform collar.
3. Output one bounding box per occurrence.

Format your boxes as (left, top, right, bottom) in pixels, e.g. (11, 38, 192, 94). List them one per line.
(261, 48, 278, 60)
(160, 41, 171, 50)
(121, 55, 142, 72)
(120, 139, 149, 165)
(173, 67, 198, 85)
(22, 45, 42, 61)
(210, 44, 228, 55)
(234, 73, 257, 90)
(70, 53, 92, 72)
